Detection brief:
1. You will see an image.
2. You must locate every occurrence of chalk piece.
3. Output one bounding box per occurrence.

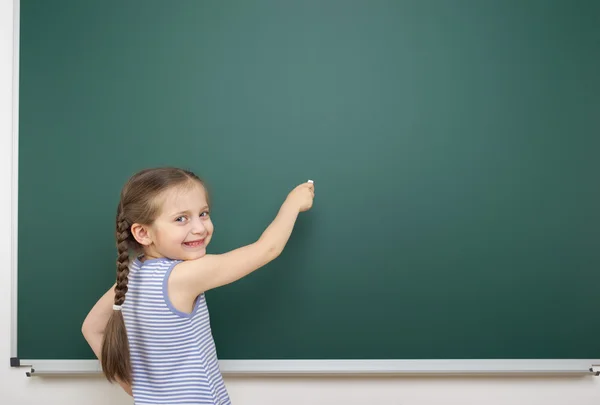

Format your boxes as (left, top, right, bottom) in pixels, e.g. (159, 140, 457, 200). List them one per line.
(308, 180, 314, 184)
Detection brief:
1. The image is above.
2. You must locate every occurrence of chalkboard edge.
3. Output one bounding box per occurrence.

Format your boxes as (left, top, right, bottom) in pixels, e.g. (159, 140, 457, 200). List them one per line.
(20, 359, 600, 377)
(9, 0, 20, 365)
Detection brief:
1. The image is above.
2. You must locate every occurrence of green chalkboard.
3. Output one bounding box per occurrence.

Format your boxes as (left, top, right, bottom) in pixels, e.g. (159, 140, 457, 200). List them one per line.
(17, 0, 600, 362)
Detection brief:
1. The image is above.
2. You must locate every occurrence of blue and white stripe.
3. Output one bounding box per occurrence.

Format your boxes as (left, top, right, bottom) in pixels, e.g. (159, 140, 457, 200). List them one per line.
(122, 257, 231, 405)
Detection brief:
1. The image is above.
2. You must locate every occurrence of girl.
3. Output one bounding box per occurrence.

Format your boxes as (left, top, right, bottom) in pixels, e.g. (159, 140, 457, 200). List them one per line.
(81, 167, 315, 404)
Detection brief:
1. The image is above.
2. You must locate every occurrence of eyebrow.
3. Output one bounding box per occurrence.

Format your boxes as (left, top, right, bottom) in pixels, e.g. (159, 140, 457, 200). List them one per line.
(170, 206, 210, 217)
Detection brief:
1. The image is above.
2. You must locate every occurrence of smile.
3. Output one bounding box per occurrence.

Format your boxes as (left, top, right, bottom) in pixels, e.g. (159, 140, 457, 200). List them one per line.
(183, 239, 205, 248)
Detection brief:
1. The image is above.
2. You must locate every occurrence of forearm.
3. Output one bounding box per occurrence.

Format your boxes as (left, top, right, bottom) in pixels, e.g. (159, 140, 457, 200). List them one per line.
(258, 199, 299, 257)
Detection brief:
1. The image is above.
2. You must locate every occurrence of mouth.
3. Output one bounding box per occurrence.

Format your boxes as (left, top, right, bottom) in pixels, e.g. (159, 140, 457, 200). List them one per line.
(183, 239, 205, 248)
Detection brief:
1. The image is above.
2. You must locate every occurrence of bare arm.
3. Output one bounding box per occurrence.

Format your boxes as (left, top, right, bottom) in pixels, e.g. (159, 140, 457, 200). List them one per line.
(82, 284, 133, 397)
(171, 181, 314, 295)
(82, 284, 115, 358)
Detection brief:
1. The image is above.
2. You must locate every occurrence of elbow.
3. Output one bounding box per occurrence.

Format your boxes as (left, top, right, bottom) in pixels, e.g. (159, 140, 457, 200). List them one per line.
(81, 314, 99, 342)
(255, 238, 283, 263)
(81, 318, 92, 340)
(265, 243, 283, 263)
(81, 317, 104, 359)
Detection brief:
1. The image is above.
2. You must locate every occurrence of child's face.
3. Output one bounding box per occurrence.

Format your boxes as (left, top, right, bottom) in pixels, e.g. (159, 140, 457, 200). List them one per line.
(144, 183, 213, 261)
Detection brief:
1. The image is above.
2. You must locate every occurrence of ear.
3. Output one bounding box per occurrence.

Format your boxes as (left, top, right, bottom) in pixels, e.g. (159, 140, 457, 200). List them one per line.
(130, 223, 153, 246)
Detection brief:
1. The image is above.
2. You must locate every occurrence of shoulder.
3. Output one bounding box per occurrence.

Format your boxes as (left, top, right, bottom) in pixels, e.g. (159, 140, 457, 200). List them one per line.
(167, 256, 215, 295)
(135, 256, 182, 270)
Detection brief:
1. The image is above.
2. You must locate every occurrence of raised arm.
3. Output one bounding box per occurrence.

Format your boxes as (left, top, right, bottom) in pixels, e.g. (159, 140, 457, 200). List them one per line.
(170, 181, 314, 295)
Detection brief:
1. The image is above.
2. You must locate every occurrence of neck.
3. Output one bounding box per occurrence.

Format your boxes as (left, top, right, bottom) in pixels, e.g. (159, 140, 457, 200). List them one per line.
(141, 246, 161, 262)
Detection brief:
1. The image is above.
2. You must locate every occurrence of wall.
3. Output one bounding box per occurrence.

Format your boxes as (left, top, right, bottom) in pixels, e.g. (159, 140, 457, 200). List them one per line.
(2, 0, 600, 403)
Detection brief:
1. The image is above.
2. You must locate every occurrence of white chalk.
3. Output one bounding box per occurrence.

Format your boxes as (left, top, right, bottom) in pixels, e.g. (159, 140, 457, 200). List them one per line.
(308, 180, 313, 184)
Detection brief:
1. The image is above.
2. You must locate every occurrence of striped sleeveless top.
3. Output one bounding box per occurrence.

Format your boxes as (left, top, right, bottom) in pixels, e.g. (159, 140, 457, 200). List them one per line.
(122, 256, 231, 405)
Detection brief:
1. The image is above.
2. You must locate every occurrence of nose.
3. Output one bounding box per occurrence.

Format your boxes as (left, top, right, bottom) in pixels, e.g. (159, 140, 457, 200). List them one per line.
(191, 217, 207, 235)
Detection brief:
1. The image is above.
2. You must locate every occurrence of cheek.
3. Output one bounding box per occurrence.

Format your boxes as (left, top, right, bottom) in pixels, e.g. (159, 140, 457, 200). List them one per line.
(206, 220, 214, 235)
(155, 226, 184, 245)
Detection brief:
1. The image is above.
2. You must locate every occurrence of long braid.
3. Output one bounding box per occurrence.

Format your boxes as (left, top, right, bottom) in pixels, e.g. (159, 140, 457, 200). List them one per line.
(100, 205, 132, 385)
(115, 210, 130, 306)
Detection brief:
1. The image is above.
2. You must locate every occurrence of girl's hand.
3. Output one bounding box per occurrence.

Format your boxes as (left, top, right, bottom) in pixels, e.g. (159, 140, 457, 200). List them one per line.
(286, 181, 315, 212)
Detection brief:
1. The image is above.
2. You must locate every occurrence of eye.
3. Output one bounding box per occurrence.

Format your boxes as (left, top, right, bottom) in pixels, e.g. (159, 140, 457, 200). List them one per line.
(175, 216, 188, 223)
(200, 211, 210, 218)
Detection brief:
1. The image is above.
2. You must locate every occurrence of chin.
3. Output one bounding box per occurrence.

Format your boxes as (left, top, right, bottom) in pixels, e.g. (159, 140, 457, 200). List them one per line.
(184, 249, 207, 260)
